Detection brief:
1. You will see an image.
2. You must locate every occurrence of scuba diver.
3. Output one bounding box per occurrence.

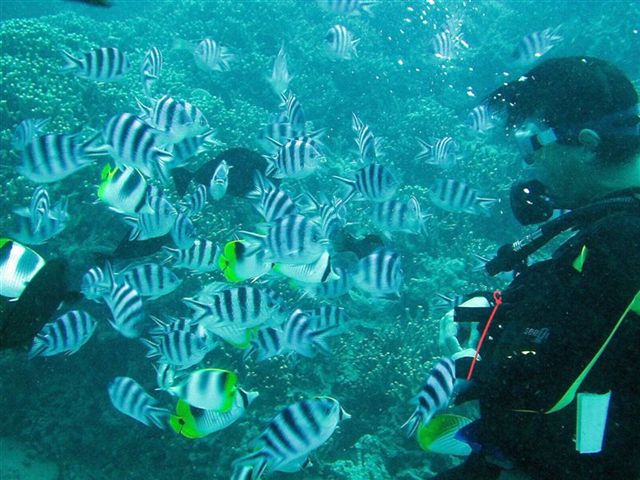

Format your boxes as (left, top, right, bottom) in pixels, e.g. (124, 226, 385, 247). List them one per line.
(429, 57, 640, 479)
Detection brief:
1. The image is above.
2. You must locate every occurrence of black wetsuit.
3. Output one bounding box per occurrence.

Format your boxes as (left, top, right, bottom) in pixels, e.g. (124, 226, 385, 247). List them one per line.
(438, 190, 640, 480)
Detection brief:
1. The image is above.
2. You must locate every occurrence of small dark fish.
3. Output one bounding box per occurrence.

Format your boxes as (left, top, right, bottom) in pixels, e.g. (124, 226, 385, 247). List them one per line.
(0, 259, 81, 350)
(64, 0, 113, 7)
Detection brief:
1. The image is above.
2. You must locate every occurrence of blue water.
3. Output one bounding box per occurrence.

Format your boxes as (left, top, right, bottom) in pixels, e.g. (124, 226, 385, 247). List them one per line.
(0, 1, 638, 479)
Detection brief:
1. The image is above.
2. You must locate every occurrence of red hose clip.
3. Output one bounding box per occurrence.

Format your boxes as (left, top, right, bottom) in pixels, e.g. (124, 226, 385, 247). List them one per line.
(466, 290, 503, 381)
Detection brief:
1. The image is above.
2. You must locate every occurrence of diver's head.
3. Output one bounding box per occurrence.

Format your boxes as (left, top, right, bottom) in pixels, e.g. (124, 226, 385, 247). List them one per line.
(489, 57, 640, 209)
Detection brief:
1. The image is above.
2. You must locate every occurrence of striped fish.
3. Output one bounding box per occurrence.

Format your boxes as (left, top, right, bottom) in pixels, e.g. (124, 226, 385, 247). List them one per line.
(148, 315, 200, 336)
(209, 160, 230, 201)
(302, 266, 351, 299)
(415, 137, 459, 169)
(279, 91, 305, 129)
(167, 368, 238, 411)
(371, 196, 425, 235)
(183, 285, 285, 331)
(351, 248, 403, 298)
(102, 113, 172, 180)
(247, 171, 298, 222)
(317, 0, 378, 16)
(170, 388, 258, 438)
(466, 104, 496, 134)
(253, 214, 328, 265)
(98, 164, 149, 214)
(304, 305, 348, 336)
(121, 262, 181, 299)
(309, 194, 348, 239)
(169, 130, 217, 168)
(108, 376, 169, 428)
(154, 362, 177, 391)
(194, 38, 235, 72)
(10, 200, 69, 245)
(428, 179, 496, 216)
(333, 163, 399, 203)
(257, 112, 301, 155)
(283, 309, 331, 358)
(12, 118, 49, 151)
(80, 265, 112, 302)
(28, 310, 97, 359)
(325, 24, 359, 61)
(352, 113, 379, 163)
(0, 238, 45, 299)
(512, 26, 562, 66)
(137, 95, 209, 144)
(182, 183, 208, 216)
(430, 292, 465, 318)
(245, 327, 284, 362)
(170, 211, 197, 249)
(18, 132, 103, 183)
(164, 239, 220, 272)
(102, 262, 145, 338)
(123, 189, 178, 241)
(401, 357, 456, 437)
(431, 16, 465, 61)
(232, 397, 350, 479)
(268, 43, 293, 96)
(60, 47, 129, 82)
(272, 250, 340, 284)
(218, 239, 271, 283)
(142, 329, 211, 369)
(140, 46, 163, 97)
(265, 136, 324, 179)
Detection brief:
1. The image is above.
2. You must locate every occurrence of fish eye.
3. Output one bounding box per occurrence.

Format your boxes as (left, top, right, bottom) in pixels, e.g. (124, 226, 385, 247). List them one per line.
(326, 32, 335, 42)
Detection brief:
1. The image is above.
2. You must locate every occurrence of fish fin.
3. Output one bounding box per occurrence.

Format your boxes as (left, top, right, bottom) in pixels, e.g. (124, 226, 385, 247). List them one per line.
(233, 451, 270, 480)
(182, 298, 212, 323)
(27, 336, 47, 360)
(146, 406, 169, 429)
(140, 338, 160, 358)
(59, 50, 82, 73)
(400, 409, 423, 438)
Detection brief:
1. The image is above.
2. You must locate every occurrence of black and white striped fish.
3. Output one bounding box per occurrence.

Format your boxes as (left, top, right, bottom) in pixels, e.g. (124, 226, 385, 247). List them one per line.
(80, 265, 112, 302)
(428, 178, 496, 216)
(102, 113, 172, 180)
(137, 95, 209, 144)
(149, 315, 200, 336)
(304, 305, 348, 336)
(247, 171, 298, 222)
(142, 329, 211, 369)
(317, 0, 378, 16)
(245, 327, 284, 362)
(352, 113, 379, 163)
(372, 196, 425, 235)
(265, 136, 324, 179)
(98, 164, 149, 215)
(123, 189, 178, 240)
(18, 132, 103, 183)
(268, 43, 293, 96)
(154, 362, 177, 391)
(28, 310, 97, 359)
(401, 357, 456, 437)
(232, 397, 350, 479)
(102, 262, 145, 338)
(430, 16, 466, 61)
(108, 376, 169, 428)
(283, 309, 332, 357)
(248, 214, 328, 265)
(0, 239, 45, 299)
(194, 38, 235, 73)
(182, 183, 208, 216)
(209, 160, 230, 201)
(466, 104, 497, 134)
(164, 239, 220, 273)
(170, 211, 197, 249)
(140, 46, 163, 97)
(308, 193, 348, 239)
(169, 130, 217, 168)
(351, 248, 403, 299)
(512, 26, 562, 66)
(302, 266, 351, 299)
(121, 263, 182, 299)
(184, 285, 285, 332)
(167, 368, 238, 410)
(257, 112, 301, 155)
(60, 47, 129, 81)
(325, 24, 359, 61)
(10, 199, 69, 245)
(415, 137, 459, 169)
(333, 163, 399, 203)
(279, 91, 305, 129)
(12, 118, 49, 151)
(273, 250, 340, 284)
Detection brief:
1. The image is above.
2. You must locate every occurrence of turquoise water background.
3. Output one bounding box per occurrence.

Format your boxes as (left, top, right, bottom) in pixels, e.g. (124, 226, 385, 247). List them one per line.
(0, 1, 638, 479)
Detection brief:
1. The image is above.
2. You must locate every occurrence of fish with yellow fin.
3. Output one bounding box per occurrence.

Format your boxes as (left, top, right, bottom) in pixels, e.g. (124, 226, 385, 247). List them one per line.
(218, 239, 271, 282)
